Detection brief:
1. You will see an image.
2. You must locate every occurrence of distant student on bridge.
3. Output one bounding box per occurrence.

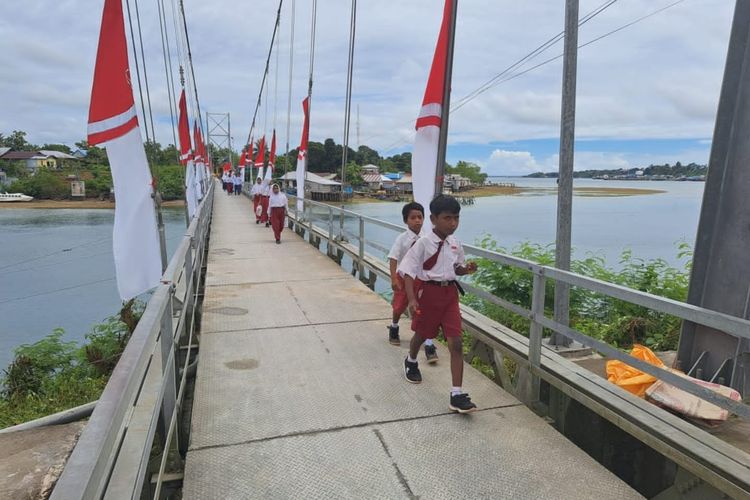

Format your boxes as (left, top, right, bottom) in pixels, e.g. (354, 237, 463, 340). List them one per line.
(221, 171, 229, 192)
(267, 183, 288, 244)
(250, 177, 264, 224)
(233, 171, 243, 196)
(398, 195, 478, 413)
(260, 176, 271, 227)
(388, 202, 438, 363)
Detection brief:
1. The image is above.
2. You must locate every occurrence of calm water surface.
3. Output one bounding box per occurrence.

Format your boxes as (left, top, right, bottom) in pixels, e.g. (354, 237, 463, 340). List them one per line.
(0, 179, 705, 370)
(0, 208, 186, 370)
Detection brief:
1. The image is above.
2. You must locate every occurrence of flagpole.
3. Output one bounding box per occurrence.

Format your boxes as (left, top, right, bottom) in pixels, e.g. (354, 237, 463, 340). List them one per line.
(434, 0, 458, 198)
(340, 0, 357, 237)
(303, 0, 318, 220)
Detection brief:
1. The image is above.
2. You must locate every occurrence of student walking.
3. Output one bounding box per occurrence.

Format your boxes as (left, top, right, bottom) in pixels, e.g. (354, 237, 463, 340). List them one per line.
(398, 195, 478, 413)
(233, 171, 243, 195)
(260, 177, 271, 227)
(387, 202, 438, 362)
(250, 177, 263, 223)
(221, 171, 229, 192)
(267, 184, 288, 244)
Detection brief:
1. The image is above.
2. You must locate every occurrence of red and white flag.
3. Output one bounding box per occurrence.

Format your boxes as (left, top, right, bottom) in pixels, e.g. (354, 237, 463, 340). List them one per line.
(177, 89, 198, 218)
(264, 129, 276, 185)
(412, 0, 453, 214)
(296, 97, 310, 211)
(193, 121, 206, 199)
(87, 0, 161, 300)
(255, 135, 266, 181)
(247, 138, 254, 181)
(238, 149, 247, 186)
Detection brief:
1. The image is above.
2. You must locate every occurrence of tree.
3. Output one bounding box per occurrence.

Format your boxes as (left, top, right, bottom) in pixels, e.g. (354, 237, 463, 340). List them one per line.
(40, 143, 72, 154)
(345, 161, 364, 187)
(446, 160, 487, 185)
(75, 140, 109, 167)
(1, 130, 36, 151)
(354, 145, 380, 166)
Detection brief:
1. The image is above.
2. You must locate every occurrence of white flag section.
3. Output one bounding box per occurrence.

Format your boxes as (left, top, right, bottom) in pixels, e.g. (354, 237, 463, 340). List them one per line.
(412, 115, 441, 212)
(295, 155, 306, 212)
(185, 160, 198, 218)
(106, 128, 162, 299)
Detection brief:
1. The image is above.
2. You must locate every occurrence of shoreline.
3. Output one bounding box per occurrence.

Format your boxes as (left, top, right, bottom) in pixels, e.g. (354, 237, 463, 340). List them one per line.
(0, 199, 186, 209)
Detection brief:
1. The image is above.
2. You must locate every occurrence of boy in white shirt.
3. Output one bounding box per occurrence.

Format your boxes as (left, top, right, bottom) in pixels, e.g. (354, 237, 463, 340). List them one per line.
(233, 172, 243, 195)
(387, 202, 437, 363)
(398, 195, 478, 413)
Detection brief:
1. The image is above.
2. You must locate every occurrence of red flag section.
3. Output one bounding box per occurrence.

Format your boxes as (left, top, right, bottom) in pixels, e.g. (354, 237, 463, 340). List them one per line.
(412, 0, 454, 215)
(254, 136, 266, 167)
(298, 97, 310, 159)
(177, 90, 192, 165)
(415, 0, 452, 131)
(269, 129, 277, 167)
(87, 0, 139, 145)
(238, 150, 247, 167)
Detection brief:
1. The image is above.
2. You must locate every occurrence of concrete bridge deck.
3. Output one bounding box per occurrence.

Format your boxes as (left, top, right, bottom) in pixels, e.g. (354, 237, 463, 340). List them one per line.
(182, 189, 642, 499)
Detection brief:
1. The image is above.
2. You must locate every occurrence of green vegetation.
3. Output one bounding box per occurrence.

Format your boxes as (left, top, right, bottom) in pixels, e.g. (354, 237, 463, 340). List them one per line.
(464, 239, 691, 351)
(0, 301, 143, 428)
(446, 160, 488, 185)
(527, 162, 707, 179)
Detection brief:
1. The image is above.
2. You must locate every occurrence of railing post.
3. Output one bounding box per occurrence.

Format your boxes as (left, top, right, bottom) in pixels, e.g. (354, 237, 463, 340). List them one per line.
(328, 205, 333, 242)
(358, 216, 365, 279)
(526, 270, 546, 406)
(160, 287, 177, 444)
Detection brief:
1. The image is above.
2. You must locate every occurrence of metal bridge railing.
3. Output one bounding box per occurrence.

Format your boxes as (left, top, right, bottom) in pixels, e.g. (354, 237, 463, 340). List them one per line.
(51, 183, 214, 500)
(287, 195, 750, 421)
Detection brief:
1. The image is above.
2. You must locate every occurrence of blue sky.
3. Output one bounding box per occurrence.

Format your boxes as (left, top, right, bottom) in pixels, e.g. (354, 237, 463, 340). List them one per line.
(0, 0, 734, 175)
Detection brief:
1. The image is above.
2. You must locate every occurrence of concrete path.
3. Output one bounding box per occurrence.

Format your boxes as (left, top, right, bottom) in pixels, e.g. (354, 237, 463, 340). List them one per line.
(183, 188, 642, 499)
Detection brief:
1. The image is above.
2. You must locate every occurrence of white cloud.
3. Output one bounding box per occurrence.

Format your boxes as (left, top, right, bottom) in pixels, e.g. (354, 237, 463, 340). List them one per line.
(485, 149, 541, 175)
(0, 0, 736, 154)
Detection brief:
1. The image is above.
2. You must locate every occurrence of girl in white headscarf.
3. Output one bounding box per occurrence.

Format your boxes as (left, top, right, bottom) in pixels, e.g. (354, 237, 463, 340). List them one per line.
(267, 184, 288, 244)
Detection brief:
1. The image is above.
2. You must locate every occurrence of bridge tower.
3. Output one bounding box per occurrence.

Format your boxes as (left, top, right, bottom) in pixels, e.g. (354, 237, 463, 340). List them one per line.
(678, 0, 750, 397)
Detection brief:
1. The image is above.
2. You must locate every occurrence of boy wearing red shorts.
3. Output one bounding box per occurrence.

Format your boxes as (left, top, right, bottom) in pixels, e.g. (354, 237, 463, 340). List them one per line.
(398, 195, 478, 413)
(387, 202, 437, 362)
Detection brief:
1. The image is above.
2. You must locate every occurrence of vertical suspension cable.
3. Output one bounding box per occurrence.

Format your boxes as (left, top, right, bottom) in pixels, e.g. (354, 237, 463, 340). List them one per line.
(157, 0, 179, 159)
(340, 0, 357, 197)
(245, 0, 284, 147)
(273, 17, 281, 135)
(179, 0, 205, 134)
(133, 0, 157, 144)
(124, 0, 151, 146)
(284, 0, 295, 176)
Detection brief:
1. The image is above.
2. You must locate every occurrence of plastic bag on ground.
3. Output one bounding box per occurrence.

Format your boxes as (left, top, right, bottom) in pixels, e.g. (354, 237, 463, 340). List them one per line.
(606, 344, 665, 397)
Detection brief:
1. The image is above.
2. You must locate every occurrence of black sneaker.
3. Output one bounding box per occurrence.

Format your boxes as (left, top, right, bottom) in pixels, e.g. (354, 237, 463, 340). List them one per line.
(449, 393, 477, 413)
(404, 358, 422, 384)
(425, 344, 438, 364)
(388, 325, 400, 345)
(256, 220, 260, 224)
(265, 222, 270, 227)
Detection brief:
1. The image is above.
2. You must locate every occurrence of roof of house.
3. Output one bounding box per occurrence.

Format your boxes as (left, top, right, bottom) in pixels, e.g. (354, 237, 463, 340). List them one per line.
(279, 171, 341, 186)
(39, 150, 77, 159)
(362, 173, 382, 184)
(315, 172, 338, 180)
(0, 147, 10, 158)
(1, 151, 43, 160)
(396, 174, 413, 183)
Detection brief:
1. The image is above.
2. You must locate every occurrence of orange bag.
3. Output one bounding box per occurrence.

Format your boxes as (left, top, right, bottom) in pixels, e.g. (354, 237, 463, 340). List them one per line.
(606, 344, 665, 398)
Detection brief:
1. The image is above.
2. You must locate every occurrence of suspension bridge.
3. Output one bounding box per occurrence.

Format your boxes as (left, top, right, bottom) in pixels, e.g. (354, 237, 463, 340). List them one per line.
(3, 0, 750, 497)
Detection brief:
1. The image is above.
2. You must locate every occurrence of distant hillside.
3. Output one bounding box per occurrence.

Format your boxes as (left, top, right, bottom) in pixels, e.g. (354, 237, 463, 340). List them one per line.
(526, 162, 707, 179)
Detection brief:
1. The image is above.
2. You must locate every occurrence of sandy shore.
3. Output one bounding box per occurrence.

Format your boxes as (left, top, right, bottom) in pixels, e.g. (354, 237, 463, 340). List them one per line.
(0, 199, 186, 209)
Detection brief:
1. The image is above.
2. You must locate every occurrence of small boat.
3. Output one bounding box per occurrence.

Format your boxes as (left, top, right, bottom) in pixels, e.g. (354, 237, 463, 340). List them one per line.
(0, 192, 34, 202)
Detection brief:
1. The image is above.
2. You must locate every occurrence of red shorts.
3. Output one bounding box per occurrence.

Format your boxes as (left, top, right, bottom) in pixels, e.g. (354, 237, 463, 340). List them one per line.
(392, 275, 408, 316)
(411, 282, 462, 339)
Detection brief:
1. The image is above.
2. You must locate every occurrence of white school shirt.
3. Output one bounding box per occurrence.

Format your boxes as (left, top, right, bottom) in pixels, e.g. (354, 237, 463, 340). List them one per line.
(260, 181, 271, 196)
(250, 183, 263, 196)
(388, 229, 420, 263)
(222, 173, 229, 183)
(267, 192, 288, 215)
(398, 230, 465, 282)
(233, 175, 243, 186)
